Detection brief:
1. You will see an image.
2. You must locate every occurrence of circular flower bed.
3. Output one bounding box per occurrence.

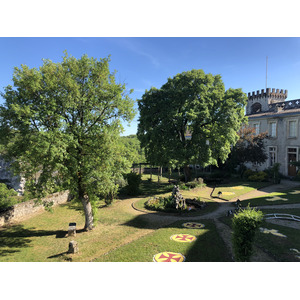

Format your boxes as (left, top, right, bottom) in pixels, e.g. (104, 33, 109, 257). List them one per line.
(145, 195, 206, 213)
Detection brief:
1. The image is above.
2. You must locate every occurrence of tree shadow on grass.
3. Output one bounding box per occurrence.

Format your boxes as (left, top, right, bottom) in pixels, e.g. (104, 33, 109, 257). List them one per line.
(0, 224, 86, 258)
(183, 222, 233, 262)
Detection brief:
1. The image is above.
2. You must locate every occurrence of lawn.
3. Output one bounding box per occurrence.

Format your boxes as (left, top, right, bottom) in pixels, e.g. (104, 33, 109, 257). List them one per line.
(219, 209, 300, 262)
(0, 200, 155, 262)
(0, 173, 276, 262)
(255, 221, 300, 262)
(211, 181, 271, 201)
(94, 219, 232, 262)
(241, 188, 300, 207)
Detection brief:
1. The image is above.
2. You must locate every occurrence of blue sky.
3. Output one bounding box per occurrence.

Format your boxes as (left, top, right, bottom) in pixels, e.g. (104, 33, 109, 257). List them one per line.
(1, 37, 300, 136)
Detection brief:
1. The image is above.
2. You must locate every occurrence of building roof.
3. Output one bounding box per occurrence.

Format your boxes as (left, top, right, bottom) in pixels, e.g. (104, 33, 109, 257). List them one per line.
(247, 98, 300, 119)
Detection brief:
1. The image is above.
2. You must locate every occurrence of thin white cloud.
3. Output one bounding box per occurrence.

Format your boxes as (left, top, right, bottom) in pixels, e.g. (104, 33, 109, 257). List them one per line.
(112, 38, 160, 68)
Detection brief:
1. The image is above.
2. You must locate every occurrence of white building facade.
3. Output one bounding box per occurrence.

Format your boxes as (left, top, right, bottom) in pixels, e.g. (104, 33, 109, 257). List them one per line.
(246, 88, 300, 177)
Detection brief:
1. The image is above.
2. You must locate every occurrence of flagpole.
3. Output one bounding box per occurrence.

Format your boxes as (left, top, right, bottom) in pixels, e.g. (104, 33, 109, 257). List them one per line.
(266, 56, 268, 90)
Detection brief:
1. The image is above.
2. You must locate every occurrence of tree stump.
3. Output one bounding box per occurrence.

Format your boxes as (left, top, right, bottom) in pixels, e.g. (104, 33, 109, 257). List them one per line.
(68, 240, 78, 254)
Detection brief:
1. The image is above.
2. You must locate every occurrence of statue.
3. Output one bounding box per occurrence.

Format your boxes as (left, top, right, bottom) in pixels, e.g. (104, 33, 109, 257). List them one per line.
(172, 185, 186, 210)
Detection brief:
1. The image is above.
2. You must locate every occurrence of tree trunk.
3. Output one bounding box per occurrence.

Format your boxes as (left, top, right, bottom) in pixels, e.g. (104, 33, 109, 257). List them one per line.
(183, 165, 191, 182)
(81, 195, 94, 231)
(78, 171, 94, 231)
(150, 165, 153, 180)
(158, 166, 160, 183)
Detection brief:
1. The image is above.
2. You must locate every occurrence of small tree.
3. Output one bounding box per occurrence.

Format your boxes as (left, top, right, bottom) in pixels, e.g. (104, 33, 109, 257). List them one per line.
(226, 126, 268, 175)
(232, 205, 263, 262)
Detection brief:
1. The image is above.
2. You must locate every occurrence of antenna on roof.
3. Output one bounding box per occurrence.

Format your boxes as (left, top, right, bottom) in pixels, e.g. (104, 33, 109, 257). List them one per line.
(266, 56, 268, 90)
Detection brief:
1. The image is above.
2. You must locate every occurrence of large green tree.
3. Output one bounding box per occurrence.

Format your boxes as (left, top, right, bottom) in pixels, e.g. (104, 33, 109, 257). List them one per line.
(137, 69, 247, 181)
(0, 52, 135, 230)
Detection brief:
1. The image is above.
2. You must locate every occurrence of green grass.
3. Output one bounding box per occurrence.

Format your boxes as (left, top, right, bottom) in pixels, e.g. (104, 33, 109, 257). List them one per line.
(94, 219, 232, 262)
(0, 200, 154, 262)
(0, 173, 276, 262)
(255, 221, 300, 261)
(241, 188, 300, 207)
(219, 209, 300, 262)
(260, 208, 300, 216)
(211, 181, 271, 201)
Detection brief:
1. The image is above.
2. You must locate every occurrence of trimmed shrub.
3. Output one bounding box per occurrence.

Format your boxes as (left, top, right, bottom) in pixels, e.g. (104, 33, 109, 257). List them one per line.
(243, 169, 255, 179)
(123, 172, 142, 196)
(248, 171, 268, 182)
(232, 205, 263, 262)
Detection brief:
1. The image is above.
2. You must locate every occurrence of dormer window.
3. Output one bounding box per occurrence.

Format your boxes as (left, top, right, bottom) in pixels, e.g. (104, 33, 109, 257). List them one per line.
(251, 102, 262, 114)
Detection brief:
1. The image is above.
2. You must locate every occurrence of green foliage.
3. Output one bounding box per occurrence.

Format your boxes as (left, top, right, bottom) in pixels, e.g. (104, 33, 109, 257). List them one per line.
(264, 163, 281, 183)
(232, 205, 263, 261)
(123, 172, 142, 196)
(145, 195, 174, 211)
(0, 51, 135, 229)
(248, 171, 268, 182)
(243, 169, 255, 179)
(137, 69, 247, 182)
(0, 183, 18, 211)
(243, 169, 268, 182)
(180, 179, 205, 190)
(119, 135, 145, 164)
(227, 126, 268, 170)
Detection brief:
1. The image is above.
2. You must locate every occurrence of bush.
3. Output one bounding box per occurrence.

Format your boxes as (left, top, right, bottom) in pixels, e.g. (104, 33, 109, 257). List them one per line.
(248, 171, 268, 182)
(123, 172, 142, 196)
(184, 179, 205, 189)
(145, 195, 174, 211)
(179, 183, 191, 190)
(232, 205, 263, 262)
(243, 169, 255, 179)
(0, 183, 18, 211)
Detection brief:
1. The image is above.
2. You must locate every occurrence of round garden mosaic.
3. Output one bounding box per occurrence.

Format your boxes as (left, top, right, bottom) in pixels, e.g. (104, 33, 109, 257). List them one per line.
(153, 252, 185, 262)
(170, 234, 197, 243)
(182, 222, 205, 229)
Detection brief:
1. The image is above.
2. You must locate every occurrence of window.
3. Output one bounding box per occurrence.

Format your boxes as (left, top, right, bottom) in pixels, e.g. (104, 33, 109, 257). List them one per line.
(269, 121, 277, 137)
(268, 147, 277, 167)
(288, 120, 297, 137)
(253, 123, 260, 135)
(251, 102, 262, 114)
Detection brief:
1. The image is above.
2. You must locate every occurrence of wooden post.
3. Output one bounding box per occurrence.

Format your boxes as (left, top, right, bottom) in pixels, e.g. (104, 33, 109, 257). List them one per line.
(158, 166, 160, 183)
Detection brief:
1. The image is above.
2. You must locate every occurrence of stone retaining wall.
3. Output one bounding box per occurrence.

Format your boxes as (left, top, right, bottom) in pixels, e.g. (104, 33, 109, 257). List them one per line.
(0, 190, 69, 227)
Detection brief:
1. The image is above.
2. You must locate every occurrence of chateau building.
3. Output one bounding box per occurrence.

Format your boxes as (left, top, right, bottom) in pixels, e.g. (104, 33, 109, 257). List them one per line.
(246, 88, 300, 177)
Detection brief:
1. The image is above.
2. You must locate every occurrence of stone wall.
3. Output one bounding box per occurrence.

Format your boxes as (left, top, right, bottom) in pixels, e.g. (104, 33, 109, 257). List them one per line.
(0, 190, 69, 227)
